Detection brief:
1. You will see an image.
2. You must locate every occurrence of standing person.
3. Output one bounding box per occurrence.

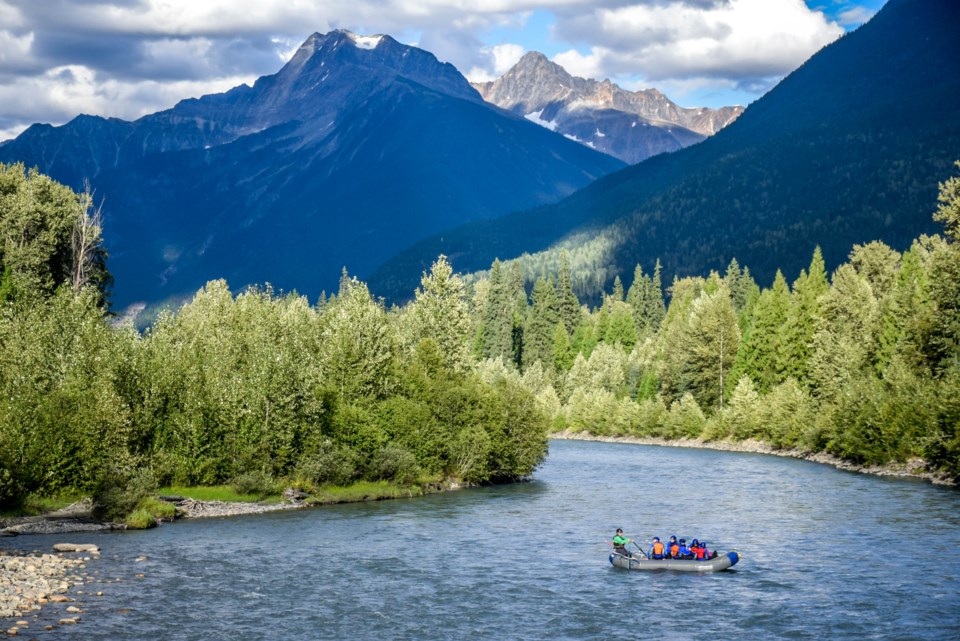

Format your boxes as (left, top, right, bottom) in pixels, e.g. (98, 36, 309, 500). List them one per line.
(612, 528, 634, 557)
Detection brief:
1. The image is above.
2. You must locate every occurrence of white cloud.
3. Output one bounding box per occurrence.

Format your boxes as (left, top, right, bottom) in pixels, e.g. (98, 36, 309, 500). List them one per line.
(837, 6, 875, 27)
(466, 43, 526, 82)
(0, 62, 256, 141)
(552, 0, 843, 81)
(0, 0, 853, 137)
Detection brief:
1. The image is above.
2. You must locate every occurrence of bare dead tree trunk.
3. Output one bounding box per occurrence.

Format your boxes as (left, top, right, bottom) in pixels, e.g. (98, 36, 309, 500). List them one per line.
(71, 180, 104, 292)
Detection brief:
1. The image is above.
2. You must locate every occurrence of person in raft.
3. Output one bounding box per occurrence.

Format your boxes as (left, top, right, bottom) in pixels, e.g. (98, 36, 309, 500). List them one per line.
(667, 535, 679, 558)
(648, 536, 666, 559)
(612, 529, 634, 556)
(676, 538, 695, 559)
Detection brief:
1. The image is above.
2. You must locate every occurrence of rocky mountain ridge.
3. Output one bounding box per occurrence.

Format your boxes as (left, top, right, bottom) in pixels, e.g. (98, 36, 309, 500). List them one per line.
(472, 52, 743, 164)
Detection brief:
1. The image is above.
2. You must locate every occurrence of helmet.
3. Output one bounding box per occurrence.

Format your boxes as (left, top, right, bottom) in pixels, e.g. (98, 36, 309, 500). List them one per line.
(692, 539, 699, 546)
(653, 536, 660, 542)
(669, 535, 677, 541)
(679, 538, 686, 544)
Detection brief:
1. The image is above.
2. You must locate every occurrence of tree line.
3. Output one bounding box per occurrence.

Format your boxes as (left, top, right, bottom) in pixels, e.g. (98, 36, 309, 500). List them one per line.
(465, 162, 960, 479)
(1, 160, 958, 514)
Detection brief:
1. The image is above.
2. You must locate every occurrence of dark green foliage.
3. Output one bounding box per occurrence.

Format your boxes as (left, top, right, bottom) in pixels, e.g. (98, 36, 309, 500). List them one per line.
(523, 275, 560, 369)
(92, 464, 158, 522)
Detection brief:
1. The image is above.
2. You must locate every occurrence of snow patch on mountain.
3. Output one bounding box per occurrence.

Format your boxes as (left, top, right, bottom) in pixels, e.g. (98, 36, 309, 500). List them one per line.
(525, 110, 558, 131)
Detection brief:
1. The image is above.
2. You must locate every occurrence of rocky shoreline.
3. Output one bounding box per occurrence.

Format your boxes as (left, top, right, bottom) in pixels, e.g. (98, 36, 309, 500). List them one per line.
(550, 431, 957, 486)
(0, 544, 100, 631)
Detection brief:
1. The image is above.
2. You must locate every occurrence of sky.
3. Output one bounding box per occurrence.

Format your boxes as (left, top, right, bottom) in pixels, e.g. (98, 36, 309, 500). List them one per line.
(0, 0, 887, 142)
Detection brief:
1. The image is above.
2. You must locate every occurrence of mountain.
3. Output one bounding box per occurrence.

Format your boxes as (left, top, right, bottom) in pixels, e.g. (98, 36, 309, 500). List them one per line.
(371, 0, 960, 301)
(0, 30, 624, 309)
(472, 52, 743, 164)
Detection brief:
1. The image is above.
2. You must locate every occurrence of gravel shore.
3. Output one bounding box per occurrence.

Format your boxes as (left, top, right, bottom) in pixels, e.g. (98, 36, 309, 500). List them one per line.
(550, 431, 956, 486)
(0, 547, 97, 630)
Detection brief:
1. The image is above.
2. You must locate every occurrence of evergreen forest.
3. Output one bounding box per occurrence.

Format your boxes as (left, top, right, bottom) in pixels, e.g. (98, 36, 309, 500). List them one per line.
(1, 161, 959, 519)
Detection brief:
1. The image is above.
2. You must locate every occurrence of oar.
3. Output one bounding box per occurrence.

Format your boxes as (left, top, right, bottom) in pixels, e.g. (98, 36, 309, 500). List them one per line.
(631, 541, 648, 559)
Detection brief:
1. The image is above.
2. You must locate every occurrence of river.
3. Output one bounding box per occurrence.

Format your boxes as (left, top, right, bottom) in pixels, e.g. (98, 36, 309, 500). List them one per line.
(4, 439, 960, 640)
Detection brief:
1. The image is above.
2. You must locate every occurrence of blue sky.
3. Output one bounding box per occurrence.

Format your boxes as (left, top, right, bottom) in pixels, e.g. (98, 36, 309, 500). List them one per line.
(0, 0, 887, 141)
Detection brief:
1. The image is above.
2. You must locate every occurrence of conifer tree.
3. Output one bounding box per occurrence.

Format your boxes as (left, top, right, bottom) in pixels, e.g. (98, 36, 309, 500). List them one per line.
(781, 247, 829, 384)
(646, 259, 667, 331)
(735, 270, 791, 392)
(626, 264, 648, 334)
(480, 260, 514, 362)
(612, 275, 625, 302)
(523, 275, 560, 369)
(556, 251, 581, 335)
(552, 321, 574, 372)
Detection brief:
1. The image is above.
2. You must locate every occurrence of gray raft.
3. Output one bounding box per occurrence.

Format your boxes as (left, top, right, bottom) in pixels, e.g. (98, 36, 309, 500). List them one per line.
(609, 551, 741, 572)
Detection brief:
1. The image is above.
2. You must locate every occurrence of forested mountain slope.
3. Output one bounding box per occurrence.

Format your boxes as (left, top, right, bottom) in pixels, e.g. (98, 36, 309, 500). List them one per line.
(372, 0, 960, 301)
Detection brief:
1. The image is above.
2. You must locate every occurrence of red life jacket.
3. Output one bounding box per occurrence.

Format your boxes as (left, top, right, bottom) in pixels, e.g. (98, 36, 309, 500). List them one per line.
(669, 543, 680, 557)
(694, 545, 707, 560)
(652, 541, 665, 556)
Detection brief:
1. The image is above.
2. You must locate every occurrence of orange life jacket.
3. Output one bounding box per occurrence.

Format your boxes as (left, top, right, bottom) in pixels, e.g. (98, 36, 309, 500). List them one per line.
(669, 543, 680, 557)
(652, 541, 665, 556)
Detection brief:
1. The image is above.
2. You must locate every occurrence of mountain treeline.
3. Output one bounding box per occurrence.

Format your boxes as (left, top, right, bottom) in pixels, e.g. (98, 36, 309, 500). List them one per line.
(2, 162, 959, 514)
(465, 162, 960, 479)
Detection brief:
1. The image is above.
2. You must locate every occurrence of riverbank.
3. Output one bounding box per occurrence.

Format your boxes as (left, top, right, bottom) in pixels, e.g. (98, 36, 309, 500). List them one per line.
(0, 545, 98, 629)
(550, 431, 957, 486)
(0, 478, 468, 538)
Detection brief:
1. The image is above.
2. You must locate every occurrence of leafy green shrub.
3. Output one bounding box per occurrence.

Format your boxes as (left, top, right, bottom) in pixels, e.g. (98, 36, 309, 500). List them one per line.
(0, 465, 27, 510)
(294, 439, 358, 487)
(366, 443, 421, 485)
(230, 469, 279, 499)
(93, 463, 158, 521)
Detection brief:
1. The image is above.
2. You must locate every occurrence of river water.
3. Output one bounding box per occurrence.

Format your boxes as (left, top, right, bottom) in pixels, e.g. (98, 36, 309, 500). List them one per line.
(5, 440, 960, 640)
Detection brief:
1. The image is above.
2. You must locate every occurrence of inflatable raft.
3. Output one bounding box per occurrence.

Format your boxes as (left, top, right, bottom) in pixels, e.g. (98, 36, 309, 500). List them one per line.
(609, 551, 741, 572)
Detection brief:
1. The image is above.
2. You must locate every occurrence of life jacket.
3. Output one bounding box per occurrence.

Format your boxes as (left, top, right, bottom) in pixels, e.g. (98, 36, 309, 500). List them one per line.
(669, 543, 680, 557)
(694, 545, 707, 560)
(651, 541, 665, 558)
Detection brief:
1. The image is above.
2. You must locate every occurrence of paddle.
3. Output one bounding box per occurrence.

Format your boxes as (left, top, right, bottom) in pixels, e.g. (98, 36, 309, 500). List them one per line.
(631, 541, 648, 559)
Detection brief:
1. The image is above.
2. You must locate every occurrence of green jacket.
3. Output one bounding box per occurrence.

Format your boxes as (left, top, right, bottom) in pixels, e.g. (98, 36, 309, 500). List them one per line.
(613, 535, 630, 547)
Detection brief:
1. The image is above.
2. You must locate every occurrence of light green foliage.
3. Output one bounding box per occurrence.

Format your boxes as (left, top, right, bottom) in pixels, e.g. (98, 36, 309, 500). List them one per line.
(0, 288, 132, 500)
(408, 255, 472, 373)
(604, 300, 637, 350)
(138, 281, 326, 484)
(552, 321, 574, 372)
(810, 265, 880, 401)
(320, 278, 396, 401)
(565, 343, 626, 400)
(0, 163, 110, 302)
(934, 160, 960, 242)
(664, 286, 740, 409)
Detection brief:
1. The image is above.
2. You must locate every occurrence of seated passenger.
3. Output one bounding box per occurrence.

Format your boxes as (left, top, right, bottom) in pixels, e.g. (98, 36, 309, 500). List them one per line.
(692, 539, 708, 560)
(648, 537, 666, 559)
(667, 535, 679, 558)
(677, 538, 694, 559)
